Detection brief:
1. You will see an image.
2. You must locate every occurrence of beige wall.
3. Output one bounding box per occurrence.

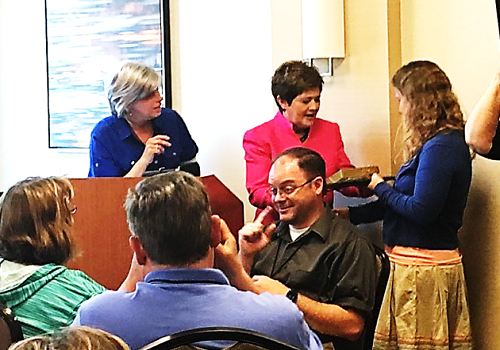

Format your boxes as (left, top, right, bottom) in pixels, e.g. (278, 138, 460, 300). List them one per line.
(269, 0, 393, 173)
(1, 1, 499, 348)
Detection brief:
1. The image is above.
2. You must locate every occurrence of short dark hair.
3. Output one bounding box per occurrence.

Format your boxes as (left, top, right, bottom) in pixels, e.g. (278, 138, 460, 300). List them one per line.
(0, 177, 74, 265)
(124, 171, 212, 266)
(271, 60, 324, 113)
(273, 147, 326, 194)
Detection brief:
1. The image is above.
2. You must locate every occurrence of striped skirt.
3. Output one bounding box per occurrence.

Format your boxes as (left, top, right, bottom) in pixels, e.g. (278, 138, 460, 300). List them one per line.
(373, 252, 473, 350)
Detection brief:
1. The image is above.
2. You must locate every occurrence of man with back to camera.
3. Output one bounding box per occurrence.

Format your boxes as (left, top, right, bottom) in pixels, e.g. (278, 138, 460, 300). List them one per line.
(234, 147, 377, 350)
(72, 171, 322, 350)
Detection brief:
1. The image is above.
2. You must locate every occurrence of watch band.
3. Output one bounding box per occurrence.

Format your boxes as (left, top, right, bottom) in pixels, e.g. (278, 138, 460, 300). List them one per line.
(286, 289, 298, 303)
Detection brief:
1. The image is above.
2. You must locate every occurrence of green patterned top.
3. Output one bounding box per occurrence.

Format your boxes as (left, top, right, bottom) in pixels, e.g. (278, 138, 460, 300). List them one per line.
(0, 262, 105, 338)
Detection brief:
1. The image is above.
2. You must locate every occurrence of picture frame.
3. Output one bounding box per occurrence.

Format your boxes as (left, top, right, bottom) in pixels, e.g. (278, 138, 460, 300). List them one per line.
(45, 0, 171, 148)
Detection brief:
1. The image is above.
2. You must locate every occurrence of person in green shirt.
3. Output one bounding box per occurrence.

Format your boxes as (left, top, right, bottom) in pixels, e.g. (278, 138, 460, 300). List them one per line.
(0, 177, 105, 338)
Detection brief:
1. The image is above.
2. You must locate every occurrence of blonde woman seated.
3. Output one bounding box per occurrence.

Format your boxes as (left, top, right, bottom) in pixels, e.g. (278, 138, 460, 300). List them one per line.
(9, 326, 129, 350)
(0, 177, 105, 338)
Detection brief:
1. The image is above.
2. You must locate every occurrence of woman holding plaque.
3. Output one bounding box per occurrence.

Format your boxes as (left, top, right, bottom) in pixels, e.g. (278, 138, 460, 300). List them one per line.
(345, 60, 473, 350)
(243, 60, 369, 221)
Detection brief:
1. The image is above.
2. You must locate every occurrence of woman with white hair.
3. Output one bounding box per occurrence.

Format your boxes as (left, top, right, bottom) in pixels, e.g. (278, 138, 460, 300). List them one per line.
(88, 62, 199, 177)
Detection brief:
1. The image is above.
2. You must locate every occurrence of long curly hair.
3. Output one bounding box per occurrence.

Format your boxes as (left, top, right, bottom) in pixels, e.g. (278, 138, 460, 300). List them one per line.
(392, 60, 465, 161)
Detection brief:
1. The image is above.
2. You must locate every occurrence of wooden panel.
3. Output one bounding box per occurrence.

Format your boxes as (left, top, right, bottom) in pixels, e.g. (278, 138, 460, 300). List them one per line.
(66, 175, 243, 290)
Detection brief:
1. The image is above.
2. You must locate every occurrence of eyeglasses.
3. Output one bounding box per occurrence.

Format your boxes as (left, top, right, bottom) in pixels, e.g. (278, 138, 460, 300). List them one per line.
(268, 177, 316, 197)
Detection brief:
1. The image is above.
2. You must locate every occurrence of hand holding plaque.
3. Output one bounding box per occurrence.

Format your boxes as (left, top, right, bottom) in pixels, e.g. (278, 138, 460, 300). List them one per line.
(326, 166, 395, 190)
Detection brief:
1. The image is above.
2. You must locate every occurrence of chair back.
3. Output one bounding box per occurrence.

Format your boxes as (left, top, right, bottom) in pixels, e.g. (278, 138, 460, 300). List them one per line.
(138, 327, 301, 350)
(363, 244, 390, 350)
(0, 303, 23, 350)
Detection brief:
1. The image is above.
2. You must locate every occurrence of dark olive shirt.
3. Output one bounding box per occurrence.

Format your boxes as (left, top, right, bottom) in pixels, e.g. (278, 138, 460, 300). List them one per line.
(251, 207, 377, 350)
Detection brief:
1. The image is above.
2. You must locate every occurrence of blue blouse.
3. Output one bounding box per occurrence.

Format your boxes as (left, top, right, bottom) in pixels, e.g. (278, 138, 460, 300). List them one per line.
(88, 108, 198, 177)
(350, 131, 472, 250)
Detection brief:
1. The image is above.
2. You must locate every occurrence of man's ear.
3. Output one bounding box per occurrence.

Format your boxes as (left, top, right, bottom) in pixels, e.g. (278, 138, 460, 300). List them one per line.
(210, 215, 222, 248)
(129, 235, 148, 265)
(313, 176, 324, 196)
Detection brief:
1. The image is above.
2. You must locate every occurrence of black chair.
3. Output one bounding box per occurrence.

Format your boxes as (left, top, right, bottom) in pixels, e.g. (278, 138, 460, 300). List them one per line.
(0, 303, 23, 350)
(363, 244, 390, 350)
(138, 327, 302, 350)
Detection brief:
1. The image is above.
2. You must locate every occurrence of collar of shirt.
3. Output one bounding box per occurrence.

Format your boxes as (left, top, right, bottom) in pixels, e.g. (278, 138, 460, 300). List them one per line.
(274, 111, 294, 132)
(0, 259, 43, 292)
(114, 116, 135, 141)
(274, 206, 333, 243)
(114, 110, 165, 141)
(144, 268, 230, 286)
(273, 111, 319, 141)
(289, 226, 309, 241)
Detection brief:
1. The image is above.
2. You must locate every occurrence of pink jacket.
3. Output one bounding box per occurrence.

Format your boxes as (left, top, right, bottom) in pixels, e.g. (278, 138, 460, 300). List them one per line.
(243, 112, 360, 210)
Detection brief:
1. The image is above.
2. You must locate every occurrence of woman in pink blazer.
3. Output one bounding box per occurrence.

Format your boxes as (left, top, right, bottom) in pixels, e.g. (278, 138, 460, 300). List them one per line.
(244, 60, 368, 220)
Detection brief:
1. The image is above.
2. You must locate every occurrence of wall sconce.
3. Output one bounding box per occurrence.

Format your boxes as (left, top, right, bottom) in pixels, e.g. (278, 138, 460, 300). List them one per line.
(302, 0, 345, 76)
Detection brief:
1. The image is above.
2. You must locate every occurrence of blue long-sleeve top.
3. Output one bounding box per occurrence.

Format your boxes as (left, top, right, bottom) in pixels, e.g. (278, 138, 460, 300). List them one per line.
(88, 108, 198, 177)
(349, 131, 472, 250)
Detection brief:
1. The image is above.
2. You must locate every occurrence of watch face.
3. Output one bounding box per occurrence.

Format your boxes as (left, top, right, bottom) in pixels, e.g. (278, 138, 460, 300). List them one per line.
(286, 289, 298, 303)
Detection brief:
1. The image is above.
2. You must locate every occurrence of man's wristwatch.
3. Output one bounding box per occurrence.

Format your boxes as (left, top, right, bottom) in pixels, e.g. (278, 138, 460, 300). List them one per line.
(286, 289, 298, 303)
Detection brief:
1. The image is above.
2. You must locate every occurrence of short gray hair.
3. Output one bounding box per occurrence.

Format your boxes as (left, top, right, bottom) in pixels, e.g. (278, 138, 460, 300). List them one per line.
(108, 62, 161, 118)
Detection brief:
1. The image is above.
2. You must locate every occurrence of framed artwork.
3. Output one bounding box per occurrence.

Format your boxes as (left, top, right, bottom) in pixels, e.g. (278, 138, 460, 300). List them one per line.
(45, 0, 171, 148)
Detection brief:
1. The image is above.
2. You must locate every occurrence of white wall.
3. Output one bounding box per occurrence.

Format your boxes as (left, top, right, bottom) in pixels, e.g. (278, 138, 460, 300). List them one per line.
(0, 0, 90, 191)
(170, 0, 273, 221)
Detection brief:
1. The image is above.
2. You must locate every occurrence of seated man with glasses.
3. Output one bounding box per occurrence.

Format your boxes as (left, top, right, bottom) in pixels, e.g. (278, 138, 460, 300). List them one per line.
(235, 147, 377, 350)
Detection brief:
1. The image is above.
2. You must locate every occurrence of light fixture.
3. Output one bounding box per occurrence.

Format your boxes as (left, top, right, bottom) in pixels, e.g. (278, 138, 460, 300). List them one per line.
(302, 0, 345, 76)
